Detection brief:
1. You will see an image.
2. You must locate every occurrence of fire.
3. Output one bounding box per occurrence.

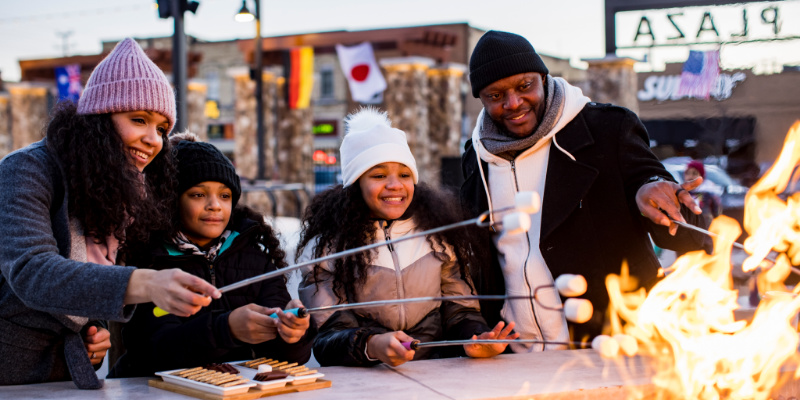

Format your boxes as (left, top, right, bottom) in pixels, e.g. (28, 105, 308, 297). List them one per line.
(607, 121, 800, 400)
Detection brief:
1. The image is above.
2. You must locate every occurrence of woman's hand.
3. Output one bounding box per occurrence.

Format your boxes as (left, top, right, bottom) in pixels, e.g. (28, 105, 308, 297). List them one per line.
(125, 269, 221, 317)
(274, 299, 310, 344)
(366, 331, 415, 366)
(83, 326, 111, 366)
(464, 321, 518, 358)
(228, 303, 279, 344)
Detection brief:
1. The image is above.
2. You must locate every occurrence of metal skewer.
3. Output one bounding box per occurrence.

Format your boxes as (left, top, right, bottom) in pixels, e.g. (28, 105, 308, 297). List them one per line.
(154, 205, 522, 317)
(670, 219, 800, 275)
(282, 294, 551, 318)
(402, 339, 590, 351)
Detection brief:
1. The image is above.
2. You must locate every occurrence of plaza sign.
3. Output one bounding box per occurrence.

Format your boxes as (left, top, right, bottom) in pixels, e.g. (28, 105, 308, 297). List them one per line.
(616, 1, 800, 48)
(638, 72, 746, 101)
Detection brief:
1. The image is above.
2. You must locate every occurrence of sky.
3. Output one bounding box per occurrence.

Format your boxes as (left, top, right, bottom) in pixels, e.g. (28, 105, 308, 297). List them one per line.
(1, 0, 798, 82)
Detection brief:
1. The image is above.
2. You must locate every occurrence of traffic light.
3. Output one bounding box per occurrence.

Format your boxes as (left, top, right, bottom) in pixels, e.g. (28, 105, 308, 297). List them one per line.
(155, 0, 199, 19)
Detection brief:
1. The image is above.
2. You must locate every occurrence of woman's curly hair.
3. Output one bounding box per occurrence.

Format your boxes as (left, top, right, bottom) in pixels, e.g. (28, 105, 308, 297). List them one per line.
(45, 101, 176, 254)
(297, 182, 477, 302)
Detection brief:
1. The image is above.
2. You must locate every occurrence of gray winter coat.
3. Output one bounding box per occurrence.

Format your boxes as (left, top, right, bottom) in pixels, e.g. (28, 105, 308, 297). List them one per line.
(0, 140, 135, 388)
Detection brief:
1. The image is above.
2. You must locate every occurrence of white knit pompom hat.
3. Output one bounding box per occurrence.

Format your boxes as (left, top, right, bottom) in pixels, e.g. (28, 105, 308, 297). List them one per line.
(340, 107, 418, 187)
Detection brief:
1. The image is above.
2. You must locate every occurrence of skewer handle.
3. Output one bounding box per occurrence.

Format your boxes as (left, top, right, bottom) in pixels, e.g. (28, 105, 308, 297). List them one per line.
(401, 340, 420, 351)
(268, 307, 309, 319)
(153, 307, 168, 317)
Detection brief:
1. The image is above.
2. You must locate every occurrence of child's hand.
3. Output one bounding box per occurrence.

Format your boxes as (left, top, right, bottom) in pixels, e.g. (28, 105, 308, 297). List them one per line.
(228, 304, 279, 344)
(274, 299, 310, 344)
(83, 326, 111, 366)
(366, 331, 415, 366)
(464, 321, 518, 358)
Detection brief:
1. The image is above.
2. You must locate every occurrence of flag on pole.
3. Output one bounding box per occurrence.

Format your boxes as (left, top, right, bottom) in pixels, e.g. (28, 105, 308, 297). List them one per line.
(55, 64, 82, 103)
(283, 46, 314, 109)
(335, 42, 386, 103)
(676, 50, 720, 100)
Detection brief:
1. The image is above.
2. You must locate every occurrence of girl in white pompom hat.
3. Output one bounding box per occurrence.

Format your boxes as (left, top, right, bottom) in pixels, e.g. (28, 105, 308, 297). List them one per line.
(297, 107, 518, 367)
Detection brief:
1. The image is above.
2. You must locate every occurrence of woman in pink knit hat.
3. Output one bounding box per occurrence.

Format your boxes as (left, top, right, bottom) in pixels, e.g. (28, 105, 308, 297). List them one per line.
(0, 38, 220, 389)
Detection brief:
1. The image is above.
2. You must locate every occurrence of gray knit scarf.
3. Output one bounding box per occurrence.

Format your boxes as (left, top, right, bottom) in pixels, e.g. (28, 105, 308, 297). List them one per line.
(480, 75, 566, 160)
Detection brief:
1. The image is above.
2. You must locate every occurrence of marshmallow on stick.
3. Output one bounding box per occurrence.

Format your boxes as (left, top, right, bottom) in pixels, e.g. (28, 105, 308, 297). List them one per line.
(555, 274, 587, 297)
(515, 191, 541, 214)
(563, 298, 593, 323)
(502, 212, 531, 236)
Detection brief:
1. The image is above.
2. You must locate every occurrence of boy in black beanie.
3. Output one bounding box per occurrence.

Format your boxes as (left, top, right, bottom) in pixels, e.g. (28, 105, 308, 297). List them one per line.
(110, 133, 312, 377)
(461, 30, 707, 347)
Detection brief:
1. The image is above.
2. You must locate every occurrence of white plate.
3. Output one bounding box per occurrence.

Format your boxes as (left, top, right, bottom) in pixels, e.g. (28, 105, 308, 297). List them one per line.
(155, 369, 256, 396)
(288, 372, 324, 385)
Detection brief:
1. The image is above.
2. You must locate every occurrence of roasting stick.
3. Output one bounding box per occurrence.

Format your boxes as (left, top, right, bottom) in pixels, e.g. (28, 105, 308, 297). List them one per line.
(154, 192, 541, 317)
(278, 275, 594, 321)
(669, 219, 800, 275)
(402, 339, 590, 350)
(283, 295, 540, 318)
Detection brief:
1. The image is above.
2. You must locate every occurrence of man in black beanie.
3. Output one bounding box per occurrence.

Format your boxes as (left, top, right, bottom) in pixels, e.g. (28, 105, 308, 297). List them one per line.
(460, 30, 708, 350)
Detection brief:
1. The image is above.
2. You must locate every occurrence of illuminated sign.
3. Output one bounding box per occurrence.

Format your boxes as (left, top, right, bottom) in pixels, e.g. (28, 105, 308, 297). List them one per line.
(638, 71, 746, 101)
(312, 120, 338, 136)
(616, 1, 800, 49)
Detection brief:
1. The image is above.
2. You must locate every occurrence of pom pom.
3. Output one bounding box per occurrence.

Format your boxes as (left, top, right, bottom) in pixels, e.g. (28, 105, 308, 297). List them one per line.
(344, 107, 391, 134)
(168, 131, 199, 147)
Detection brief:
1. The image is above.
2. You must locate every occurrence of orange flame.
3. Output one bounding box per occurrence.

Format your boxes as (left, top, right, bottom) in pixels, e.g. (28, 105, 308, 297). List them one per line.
(607, 121, 800, 400)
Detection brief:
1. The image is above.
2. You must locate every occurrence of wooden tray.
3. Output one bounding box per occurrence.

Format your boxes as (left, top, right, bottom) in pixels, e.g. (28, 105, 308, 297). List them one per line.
(149, 378, 331, 400)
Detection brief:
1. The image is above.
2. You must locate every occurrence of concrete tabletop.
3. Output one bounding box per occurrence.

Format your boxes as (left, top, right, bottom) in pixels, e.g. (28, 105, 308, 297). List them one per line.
(0, 349, 654, 400)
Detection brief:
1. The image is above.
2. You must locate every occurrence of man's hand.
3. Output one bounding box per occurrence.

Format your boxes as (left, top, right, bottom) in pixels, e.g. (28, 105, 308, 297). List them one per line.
(464, 321, 518, 358)
(83, 326, 111, 366)
(636, 177, 703, 235)
(366, 331, 415, 366)
(228, 304, 279, 344)
(274, 299, 310, 344)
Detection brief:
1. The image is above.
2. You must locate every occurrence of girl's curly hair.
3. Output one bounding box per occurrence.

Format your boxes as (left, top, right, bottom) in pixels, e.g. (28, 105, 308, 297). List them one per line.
(45, 101, 176, 255)
(228, 205, 288, 271)
(297, 182, 477, 302)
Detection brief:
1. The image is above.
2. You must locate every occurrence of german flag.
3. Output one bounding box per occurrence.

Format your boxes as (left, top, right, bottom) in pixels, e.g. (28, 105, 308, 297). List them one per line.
(283, 46, 314, 109)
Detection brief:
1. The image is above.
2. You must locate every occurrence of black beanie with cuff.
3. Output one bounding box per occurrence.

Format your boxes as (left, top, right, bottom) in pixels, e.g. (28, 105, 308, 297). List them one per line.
(469, 30, 549, 98)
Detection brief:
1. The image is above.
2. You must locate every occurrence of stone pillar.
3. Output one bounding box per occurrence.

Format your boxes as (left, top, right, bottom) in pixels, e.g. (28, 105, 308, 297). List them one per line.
(9, 84, 49, 151)
(231, 68, 282, 216)
(427, 64, 467, 187)
(275, 77, 314, 218)
(582, 56, 639, 113)
(231, 69, 277, 182)
(381, 57, 435, 183)
(0, 94, 11, 159)
(186, 81, 208, 140)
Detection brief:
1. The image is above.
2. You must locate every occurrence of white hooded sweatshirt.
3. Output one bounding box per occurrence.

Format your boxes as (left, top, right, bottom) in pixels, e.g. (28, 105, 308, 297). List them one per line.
(471, 77, 590, 352)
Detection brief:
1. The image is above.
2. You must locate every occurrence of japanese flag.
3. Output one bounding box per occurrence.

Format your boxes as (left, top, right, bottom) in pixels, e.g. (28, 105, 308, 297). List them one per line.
(335, 42, 387, 103)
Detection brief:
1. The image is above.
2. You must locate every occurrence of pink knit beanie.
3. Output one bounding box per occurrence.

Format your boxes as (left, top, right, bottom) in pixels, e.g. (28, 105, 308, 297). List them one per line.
(77, 38, 176, 134)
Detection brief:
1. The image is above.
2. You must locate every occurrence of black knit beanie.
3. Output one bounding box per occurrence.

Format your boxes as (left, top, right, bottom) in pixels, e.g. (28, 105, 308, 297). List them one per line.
(469, 30, 549, 98)
(173, 140, 242, 207)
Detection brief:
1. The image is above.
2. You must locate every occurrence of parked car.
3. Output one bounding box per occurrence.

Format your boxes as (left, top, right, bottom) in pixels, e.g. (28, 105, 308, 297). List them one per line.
(661, 157, 749, 238)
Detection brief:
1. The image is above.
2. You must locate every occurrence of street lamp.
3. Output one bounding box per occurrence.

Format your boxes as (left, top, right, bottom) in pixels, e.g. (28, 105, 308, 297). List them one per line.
(156, 0, 199, 133)
(234, 1, 254, 22)
(236, 0, 265, 180)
